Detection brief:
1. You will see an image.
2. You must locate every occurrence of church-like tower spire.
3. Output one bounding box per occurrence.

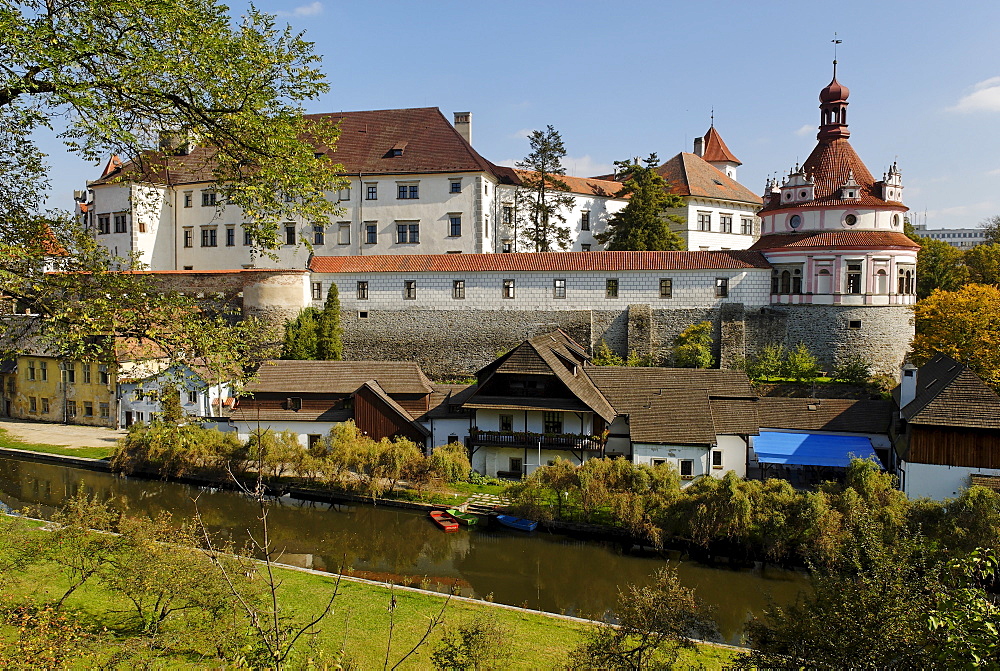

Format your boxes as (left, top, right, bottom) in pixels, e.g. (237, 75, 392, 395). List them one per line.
(818, 60, 850, 141)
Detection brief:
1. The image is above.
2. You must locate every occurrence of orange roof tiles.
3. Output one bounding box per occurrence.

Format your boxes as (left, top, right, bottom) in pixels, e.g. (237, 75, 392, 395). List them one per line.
(749, 230, 920, 252)
(309, 250, 771, 274)
(655, 153, 761, 205)
(761, 138, 903, 213)
(700, 126, 741, 165)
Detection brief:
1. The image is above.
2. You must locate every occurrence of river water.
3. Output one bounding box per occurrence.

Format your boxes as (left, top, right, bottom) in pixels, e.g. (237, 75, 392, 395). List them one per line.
(0, 456, 807, 644)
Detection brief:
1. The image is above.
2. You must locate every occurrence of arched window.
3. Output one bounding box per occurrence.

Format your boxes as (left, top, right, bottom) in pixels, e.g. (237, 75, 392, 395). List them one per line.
(780, 270, 791, 294)
(792, 269, 802, 294)
(816, 268, 832, 294)
(898, 268, 915, 295)
(771, 271, 779, 294)
(875, 269, 888, 294)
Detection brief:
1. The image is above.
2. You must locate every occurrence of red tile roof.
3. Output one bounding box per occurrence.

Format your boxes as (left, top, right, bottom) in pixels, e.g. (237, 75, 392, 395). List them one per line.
(309, 250, 771, 274)
(654, 153, 761, 205)
(700, 126, 741, 165)
(760, 138, 903, 213)
(749, 230, 920, 252)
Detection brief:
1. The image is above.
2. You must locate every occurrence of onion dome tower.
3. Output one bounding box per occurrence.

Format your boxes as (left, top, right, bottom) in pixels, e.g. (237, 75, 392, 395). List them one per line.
(749, 62, 919, 375)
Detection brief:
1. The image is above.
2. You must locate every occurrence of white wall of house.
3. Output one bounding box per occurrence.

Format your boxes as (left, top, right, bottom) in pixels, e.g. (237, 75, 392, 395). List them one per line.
(119, 375, 232, 427)
(632, 435, 747, 487)
(472, 445, 590, 478)
(899, 461, 1000, 501)
(233, 420, 338, 447)
(495, 185, 627, 253)
(473, 409, 594, 435)
(422, 417, 472, 450)
(313, 267, 770, 313)
(671, 199, 760, 251)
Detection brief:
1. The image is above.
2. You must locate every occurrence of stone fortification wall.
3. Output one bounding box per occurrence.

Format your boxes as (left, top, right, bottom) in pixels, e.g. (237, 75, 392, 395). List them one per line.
(776, 304, 913, 375)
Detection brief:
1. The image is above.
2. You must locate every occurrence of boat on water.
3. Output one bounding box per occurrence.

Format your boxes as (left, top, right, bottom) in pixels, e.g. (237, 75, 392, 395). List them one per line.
(429, 510, 460, 532)
(494, 514, 538, 532)
(446, 508, 478, 526)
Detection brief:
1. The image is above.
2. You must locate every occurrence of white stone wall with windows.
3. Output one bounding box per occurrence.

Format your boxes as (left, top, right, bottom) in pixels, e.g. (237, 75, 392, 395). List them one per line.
(665, 199, 760, 251)
(764, 246, 917, 306)
(473, 446, 591, 478)
(311, 268, 771, 313)
(760, 205, 906, 236)
(494, 186, 627, 253)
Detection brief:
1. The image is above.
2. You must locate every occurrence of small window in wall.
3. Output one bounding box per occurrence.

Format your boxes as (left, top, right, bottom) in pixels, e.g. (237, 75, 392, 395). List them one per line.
(553, 278, 566, 298)
(183, 191, 193, 208)
(509, 457, 522, 474)
(201, 191, 217, 207)
(543, 411, 563, 434)
(452, 280, 465, 299)
(679, 459, 694, 478)
(404, 280, 416, 300)
(187, 390, 198, 404)
(697, 212, 711, 231)
(501, 240, 512, 253)
(848, 320, 863, 329)
(97, 215, 110, 234)
(201, 227, 218, 247)
(715, 278, 729, 298)
(82, 364, 91, 384)
(450, 180, 462, 193)
(447, 434, 459, 444)
(99, 402, 109, 418)
(365, 223, 377, 244)
(357, 281, 369, 300)
(503, 279, 515, 299)
(606, 278, 619, 299)
(287, 397, 302, 411)
(28, 396, 36, 413)
(41, 398, 49, 414)
(581, 244, 591, 252)
(581, 211, 590, 231)
(741, 217, 753, 235)
(183, 228, 193, 248)
(358, 311, 369, 319)
(659, 278, 673, 299)
(449, 215, 462, 237)
(712, 450, 723, 469)
(84, 402, 94, 417)
(366, 183, 377, 200)
(499, 414, 513, 432)
(66, 400, 77, 418)
(311, 282, 323, 300)
(243, 227, 253, 246)
(113, 213, 127, 233)
(285, 225, 296, 245)
(315, 223, 327, 246)
(308, 434, 323, 449)
(720, 214, 733, 233)
(225, 226, 236, 247)
(651, 458, 667, 467)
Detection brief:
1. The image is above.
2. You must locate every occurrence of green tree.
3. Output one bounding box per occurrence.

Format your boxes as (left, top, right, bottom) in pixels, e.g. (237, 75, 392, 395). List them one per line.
(832, 353, 872, 385)
(916, 237, 968, 299)
(0, 0, 340, 380)
(316, 283, 344, 360)
(570, 565, 716, 669)
(158, 385, 184, 424)
(963, 242, 1000, 286)
(431, 612, 512, 670)
(281, 308, 319, 360)
(928, 548, 1000, 667)
(783, 342, 821, 381)
(978, 214, 1000, 245)
(591, 339, 624, 366)
(516, 125, 576, 252)
(672, 321, 714, 368)
(911, 283, 1000, 388)
(596, 154, 685, 251)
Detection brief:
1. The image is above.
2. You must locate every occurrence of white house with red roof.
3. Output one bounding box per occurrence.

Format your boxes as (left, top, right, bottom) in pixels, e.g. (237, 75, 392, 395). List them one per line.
(83, 108, 627, 270)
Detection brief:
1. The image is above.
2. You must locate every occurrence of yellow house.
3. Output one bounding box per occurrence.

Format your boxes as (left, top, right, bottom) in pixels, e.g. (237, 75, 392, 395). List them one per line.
(4, 354, 117, 427)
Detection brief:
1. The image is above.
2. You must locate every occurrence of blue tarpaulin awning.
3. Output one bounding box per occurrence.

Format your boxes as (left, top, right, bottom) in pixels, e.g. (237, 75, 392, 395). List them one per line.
(753, 431, 877, 468)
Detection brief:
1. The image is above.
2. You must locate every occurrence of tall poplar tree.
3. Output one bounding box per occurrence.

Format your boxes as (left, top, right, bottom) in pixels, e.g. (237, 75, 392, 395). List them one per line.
(281, 308, 319, 360)
(316, 284, 343, 360)
(516, 126, 575, 252)
(597, 155, 686, 251)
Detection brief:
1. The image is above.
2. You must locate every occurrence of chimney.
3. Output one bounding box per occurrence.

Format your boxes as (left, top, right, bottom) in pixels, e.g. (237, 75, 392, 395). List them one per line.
(453, 112, 472, 145)
(693, 136, 705, 157)
(898, 362, 918, 412)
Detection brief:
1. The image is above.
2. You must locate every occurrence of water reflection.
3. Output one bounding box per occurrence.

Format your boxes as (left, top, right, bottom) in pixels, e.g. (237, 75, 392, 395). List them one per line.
(0, 457, 807, 644)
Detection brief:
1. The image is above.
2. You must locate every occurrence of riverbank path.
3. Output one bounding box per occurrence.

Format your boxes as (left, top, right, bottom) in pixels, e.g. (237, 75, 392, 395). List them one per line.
(0, 418, 125, 449)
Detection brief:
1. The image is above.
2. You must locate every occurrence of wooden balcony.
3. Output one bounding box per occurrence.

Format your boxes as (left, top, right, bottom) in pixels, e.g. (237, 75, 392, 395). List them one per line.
(468, 429, 606, 452)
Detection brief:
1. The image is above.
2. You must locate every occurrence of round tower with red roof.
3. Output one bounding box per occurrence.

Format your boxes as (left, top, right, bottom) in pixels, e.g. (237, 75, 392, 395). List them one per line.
(750, 63, 919, 374)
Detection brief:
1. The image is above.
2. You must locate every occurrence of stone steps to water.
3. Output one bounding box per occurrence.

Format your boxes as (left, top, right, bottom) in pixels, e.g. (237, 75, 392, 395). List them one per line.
(463, 492, 509, 515)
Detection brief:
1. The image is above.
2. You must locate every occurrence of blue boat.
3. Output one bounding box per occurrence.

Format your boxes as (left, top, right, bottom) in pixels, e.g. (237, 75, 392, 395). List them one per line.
(495, 514, 538, 532)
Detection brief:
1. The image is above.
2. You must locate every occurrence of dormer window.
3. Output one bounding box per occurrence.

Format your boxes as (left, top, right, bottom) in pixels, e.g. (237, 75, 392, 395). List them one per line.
(390, 141, 407, 157)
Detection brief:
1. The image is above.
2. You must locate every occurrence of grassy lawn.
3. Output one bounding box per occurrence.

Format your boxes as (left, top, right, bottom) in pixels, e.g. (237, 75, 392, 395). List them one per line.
(1, 522, 737, 668)
(0, 427, 114, 460)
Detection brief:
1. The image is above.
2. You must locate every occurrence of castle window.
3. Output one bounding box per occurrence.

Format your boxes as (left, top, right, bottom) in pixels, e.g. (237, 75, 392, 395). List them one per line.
(898, 267, 914, 295)
(365, 223, 377, 244)
(875, 269, 889, 294)
(311, 282, 322, 300)
(720, 215, 733, 233)
(780, 270, 791, 294)
(503, 279, 515, 299)
(450, 180, 461, 193)
(366, 183, 377, 200)
(741, 218, 754, 235)
(848, 320, 863, 329)
(892, 214, 900, 227)
(792, 269, 802, 294)
(846, 263, 863, 294)
(789, 214, 802, 229)
(715, 278, 729, 298)
(659, 278, 672, 299)
(404, 280, 416, 300)
(357, 281, 369, 300)
(553, 279, 566, 299)
(844, 214, 858, 226)
(581, 211, 590, 231)
(453, 280, 465, 300)
(606, 278, 619, 299)
(697, 213, 711, 231)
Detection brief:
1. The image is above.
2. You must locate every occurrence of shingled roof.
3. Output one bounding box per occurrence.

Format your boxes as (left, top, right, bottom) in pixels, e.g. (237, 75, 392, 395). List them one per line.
(756, 397, 893, 434)
(587, 367, 758, 444)
(897, 355, 1000, 430)
(244, 360, 433, 395)
(309, 250, 771, 274)
(749, 230, 920, 252)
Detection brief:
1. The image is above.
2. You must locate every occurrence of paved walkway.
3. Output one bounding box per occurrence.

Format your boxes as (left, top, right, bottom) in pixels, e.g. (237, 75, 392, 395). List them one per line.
(0, 418, 126, 449)
(464, 492, 509, 514)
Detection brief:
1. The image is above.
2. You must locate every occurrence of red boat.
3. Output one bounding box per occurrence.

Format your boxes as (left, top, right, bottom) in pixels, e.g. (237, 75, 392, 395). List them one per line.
(429, 510, 460, 533)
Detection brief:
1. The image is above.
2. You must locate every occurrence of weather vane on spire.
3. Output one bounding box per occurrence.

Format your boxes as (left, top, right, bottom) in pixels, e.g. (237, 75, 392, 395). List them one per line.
(710, 107, 714, 127)
(832, 33, 842, 67)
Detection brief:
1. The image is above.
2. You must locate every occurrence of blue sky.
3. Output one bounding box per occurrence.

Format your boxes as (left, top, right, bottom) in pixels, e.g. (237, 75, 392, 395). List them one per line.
(44, 0, 1000, 230)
